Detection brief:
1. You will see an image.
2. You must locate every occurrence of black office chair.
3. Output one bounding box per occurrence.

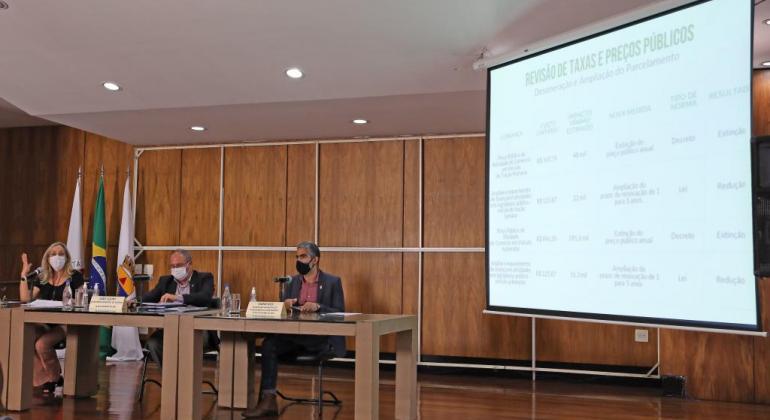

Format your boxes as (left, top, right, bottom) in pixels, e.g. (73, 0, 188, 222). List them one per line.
(273, 278, 342, 414)
(274, 345, 342, 416)
(138, 344, 219, 401)
(138, 297, 222, 402)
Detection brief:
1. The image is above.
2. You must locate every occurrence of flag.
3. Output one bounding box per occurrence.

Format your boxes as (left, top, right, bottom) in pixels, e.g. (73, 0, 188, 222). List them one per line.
(66, 170, 83, 270)
(108, 173, 143, 361)
(89, 171, 107, 295)
(89, 167, 113, 359)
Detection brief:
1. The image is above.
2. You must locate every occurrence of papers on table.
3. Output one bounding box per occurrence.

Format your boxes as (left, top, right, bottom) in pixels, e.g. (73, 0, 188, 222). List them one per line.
(24, 299, 63, 308)
(139, 302, 184, 308)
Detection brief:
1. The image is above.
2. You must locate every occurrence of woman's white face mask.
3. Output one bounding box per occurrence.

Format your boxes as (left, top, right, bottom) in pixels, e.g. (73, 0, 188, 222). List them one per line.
(49, 255, 66, 272)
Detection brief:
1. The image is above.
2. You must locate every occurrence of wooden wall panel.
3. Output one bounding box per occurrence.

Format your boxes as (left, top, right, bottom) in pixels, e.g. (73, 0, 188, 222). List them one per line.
(754, 278, 770, 403)
(318, 141, 404, 247)
(221, 251, 285, 305)
(660, 329, 754, 402)
(286, 144, 316, 245)
(51, 127, 87, 243)
(0, 127, 83, 247)
(423, 137, 485, 248)
(536, 321, 656, 366)
(223, 146, 287, 246)
(20, 127, 58, 245)
(320, 252, 403, 352)
(0, 245, 48, 301)
(754, 70, 770, 137)
(83, 132, 134, 248)
(402, 253, 419, 316)
(135, 150, 181, 246)
(180, 148, 220, 245)
(422, 253, 529, 360)
(403, 140, 420, 248)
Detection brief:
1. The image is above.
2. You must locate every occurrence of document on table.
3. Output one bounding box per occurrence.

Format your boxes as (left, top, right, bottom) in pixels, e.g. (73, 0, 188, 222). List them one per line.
(24, 299, 63, 308)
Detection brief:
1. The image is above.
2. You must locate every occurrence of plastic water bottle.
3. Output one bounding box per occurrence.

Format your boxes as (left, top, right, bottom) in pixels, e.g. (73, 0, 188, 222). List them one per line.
(249, 286, 257, 303)
(221, 284, 232, 316)
(62, 280, 74, 310)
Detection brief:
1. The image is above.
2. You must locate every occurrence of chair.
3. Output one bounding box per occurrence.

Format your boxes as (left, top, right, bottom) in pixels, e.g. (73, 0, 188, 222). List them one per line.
(138, 337, 220, 402)
(138, 297, 222, 402)
(273, 280, 342, 415)
(275, 347, 342, 416)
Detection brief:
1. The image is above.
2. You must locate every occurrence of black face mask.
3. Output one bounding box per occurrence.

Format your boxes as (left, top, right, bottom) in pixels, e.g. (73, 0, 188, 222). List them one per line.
(296, 260, 312, 275)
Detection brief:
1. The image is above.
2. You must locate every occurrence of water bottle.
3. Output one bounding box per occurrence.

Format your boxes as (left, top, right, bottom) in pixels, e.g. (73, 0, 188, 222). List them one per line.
(221, 284, 232, 316)
(249, 286, 257, 303)
(62, 280, 74, 310)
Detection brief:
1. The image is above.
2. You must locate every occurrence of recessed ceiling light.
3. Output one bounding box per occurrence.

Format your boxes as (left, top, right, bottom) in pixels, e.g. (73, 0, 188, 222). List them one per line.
(764, 19, 770, 26)
(285, 67, 304, 79)
(352, 119, 368, 125)
(763, 61, 770, 67)
(190, 126, 206, 132)
(102, 81, 122, 91)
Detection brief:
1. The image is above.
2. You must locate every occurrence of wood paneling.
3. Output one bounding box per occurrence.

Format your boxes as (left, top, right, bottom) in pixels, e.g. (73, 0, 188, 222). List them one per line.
(286, 144, 316, 245)
(0, 126, 84, 246)
(320, 252, 403, 352)
(135, 150, 181, 246)
(660, 329, 754, 402)
(52, 127, 87, 243)
(402, 253, 419, 316)
(0, 245, 48, 301)
(223, 146, 287, 246)
(754, 278, 770, 403)
(318, 141, 404, 247)
(423, 137, 485, 248)
(221, 251, 285, 304)
(403, 140, 420, 248)
(536, 320, 656, 366)
(754, 70, 770, 137)
(180, 148, 220, 245)
(422, 253, 529, 360)
(83, 132, 134, 248)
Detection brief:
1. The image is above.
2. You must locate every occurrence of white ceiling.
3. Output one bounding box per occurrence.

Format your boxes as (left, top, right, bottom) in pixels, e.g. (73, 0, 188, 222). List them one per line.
(0, 0, 766, 145)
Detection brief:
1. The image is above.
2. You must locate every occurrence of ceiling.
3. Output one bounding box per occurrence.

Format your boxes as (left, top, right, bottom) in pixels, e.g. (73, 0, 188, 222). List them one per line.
(0, 0, 766, 145)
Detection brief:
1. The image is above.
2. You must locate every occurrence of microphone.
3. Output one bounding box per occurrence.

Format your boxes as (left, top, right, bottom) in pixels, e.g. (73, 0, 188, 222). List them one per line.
(24, 267, 42, 281)
(273, 276, 292, 284)
(133, 274, 151, 282)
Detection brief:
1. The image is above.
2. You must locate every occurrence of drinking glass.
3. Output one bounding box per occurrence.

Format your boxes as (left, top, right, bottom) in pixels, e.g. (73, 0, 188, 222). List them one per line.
(230, 294, 241, 316)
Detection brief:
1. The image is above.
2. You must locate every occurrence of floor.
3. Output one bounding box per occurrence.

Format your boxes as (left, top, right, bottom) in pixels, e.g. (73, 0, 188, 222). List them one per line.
(3, 360, 770, 419)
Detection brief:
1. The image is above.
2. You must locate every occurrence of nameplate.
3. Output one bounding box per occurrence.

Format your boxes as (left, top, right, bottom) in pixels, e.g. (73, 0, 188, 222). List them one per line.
(89, 296, 127, 313)
(245, 301, 286, 319)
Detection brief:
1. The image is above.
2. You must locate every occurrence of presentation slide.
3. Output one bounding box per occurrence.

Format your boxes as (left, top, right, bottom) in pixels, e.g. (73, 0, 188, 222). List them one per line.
(487, 0, 756, 330)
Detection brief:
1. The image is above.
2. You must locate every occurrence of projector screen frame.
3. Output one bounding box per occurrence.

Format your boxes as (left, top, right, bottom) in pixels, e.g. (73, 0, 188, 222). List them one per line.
(484, 0, 762, 333)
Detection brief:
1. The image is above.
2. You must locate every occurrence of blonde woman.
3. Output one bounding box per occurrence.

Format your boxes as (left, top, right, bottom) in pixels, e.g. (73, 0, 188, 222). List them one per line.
(19, 242, 84, 393)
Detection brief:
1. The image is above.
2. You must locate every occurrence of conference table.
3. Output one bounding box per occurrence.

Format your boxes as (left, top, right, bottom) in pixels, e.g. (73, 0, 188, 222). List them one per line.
(0, 303, 17, 411)
(177, 312, 418, 420)
(0, 305, 212, 418)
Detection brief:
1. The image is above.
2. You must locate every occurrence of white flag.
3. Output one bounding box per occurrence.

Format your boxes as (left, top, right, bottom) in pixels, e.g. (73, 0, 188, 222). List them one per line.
(66, 171, 83, 270)
(108, 173, 143, 362)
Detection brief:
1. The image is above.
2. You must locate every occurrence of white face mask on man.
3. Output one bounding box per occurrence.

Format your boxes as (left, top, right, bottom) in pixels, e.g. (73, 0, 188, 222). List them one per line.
(49, 255, 66, 272)
(171, 266, 188, 281)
